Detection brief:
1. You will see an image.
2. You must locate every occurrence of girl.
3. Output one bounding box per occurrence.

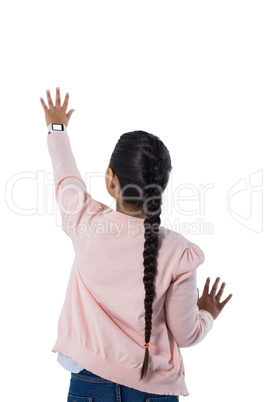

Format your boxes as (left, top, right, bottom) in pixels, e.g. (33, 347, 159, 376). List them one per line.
(40, 88, 233, 402)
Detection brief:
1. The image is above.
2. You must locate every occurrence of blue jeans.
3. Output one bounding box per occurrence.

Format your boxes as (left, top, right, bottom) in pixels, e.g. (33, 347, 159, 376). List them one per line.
(67, 369, 179, 402)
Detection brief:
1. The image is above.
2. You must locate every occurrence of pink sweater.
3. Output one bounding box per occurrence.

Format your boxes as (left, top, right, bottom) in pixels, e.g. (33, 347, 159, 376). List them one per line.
(47, 132, 214, 397)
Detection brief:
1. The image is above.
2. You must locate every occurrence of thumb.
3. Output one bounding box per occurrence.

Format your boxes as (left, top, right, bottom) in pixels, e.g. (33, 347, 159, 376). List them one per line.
(67, 109, 75, 120)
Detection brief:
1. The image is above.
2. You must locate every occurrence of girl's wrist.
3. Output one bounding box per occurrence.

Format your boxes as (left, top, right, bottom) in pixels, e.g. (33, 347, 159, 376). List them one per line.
(47, 123, 68, 134)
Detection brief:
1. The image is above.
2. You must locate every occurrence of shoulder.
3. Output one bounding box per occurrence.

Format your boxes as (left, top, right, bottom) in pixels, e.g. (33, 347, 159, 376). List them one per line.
(159, 226, 205, 277)
(159, 225, 197, 250)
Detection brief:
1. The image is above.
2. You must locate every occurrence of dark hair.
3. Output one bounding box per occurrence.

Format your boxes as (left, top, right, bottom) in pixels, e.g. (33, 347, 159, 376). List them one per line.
(109, 130, 172, 381)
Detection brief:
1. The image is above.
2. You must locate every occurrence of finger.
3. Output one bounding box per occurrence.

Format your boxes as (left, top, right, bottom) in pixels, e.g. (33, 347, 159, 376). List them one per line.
(55, 87, 61, 108)
(62, 92, 69, 113)
(40, 97, 49, 113)
(66, 109, 75, 121)
(215, 282, 226, 301)
(203, 277, 210, 295)
(210, 277, 220, 298)
(46, 89, 54, 110)
(220, 293, 233, 309)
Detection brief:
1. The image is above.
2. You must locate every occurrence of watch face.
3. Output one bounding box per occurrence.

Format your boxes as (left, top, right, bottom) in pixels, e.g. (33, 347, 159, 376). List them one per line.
(52, 123, 64, 131)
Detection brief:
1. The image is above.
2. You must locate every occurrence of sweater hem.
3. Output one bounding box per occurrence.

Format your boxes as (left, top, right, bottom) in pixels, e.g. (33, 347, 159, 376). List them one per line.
(51, 333, 190, 397)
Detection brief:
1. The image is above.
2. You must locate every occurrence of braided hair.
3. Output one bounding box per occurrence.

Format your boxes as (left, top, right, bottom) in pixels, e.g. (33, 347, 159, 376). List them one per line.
(109, 130, 172, 381)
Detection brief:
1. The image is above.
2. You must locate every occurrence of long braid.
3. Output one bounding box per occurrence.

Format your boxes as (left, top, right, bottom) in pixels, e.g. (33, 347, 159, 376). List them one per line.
(139, 138, 164, 381)
(108, 130, 172, 382)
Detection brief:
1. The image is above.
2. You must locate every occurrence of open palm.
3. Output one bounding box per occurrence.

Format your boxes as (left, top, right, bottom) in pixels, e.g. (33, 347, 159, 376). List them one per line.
(40, 87, 75, 127)
(197, 277, 233, 320)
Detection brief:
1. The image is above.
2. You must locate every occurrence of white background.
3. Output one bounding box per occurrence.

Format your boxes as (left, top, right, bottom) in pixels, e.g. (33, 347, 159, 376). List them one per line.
(1, 1, 267, 401)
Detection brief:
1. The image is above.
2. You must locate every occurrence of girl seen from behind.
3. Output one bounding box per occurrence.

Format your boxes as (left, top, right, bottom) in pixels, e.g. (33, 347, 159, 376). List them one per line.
(41, 87, 233, 401)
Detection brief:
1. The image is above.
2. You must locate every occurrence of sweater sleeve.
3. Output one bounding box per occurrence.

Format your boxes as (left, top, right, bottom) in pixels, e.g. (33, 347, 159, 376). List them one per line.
(47, 132, 92, 238)
(164, 242, 214, 348)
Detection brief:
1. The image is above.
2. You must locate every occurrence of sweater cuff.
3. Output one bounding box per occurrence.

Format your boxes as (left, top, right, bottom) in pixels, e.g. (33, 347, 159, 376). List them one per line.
(199, 309, 214, 331)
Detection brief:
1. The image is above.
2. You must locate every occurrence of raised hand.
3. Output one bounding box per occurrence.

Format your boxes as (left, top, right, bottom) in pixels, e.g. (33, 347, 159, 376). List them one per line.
(197, 277, 233, 320)
(40, 87, 75, 127)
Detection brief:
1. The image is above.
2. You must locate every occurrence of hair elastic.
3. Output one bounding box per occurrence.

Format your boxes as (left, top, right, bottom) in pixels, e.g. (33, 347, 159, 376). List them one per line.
(145, 343, 149, 349)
